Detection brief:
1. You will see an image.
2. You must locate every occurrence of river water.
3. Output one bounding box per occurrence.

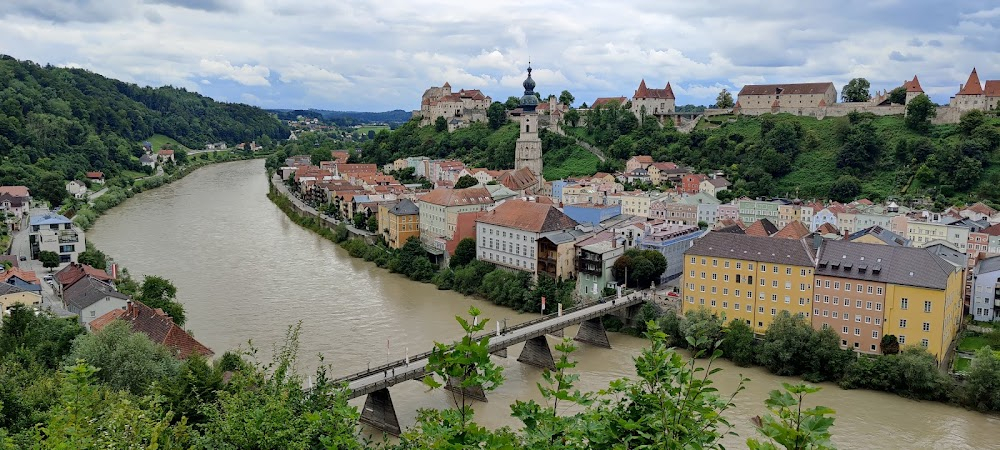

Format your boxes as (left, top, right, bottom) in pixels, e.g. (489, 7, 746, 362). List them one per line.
(90, 159, 998, 449)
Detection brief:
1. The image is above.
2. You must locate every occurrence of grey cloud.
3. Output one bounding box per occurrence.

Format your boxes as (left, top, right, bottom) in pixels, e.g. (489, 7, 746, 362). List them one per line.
(889, 51, 923, 62)
(3, 0, 131, 23)
(908, 38, 923, 46)
(143, 0, 239, 13)
(144, 9, 164, 24)
(927, 39, 944, 47)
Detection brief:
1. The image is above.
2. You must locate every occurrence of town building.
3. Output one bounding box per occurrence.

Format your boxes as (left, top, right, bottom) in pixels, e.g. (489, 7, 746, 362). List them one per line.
(54, 262, 113, 297)
(630, 79, 676, 121)
(379, 199, 420, 249)
(648, 162, 687, 186)
(683, 232, 817, 334)
(0, 283, 40, 319)
(638, 223, 704, 282)
(63, 276, 130, 327)
(418, 187, 494, 255)
(736, 82, 838, 110)
(66, 181, 87, 199)
(0, 186, 30, 230)
(847, 226, 910, 246)
(739, 199, 782, 225)
(475, 199, 579, 275)
(972, 255, 1000, 322)
(29, 213, 85, 263)
(949, 68, 992, 111)
(85, 171, 105, 184)
(576, 231, 625, 299)
(625, 155, 654, 173)
(699, 177, 730, 197)
(563, 203, 621, 227)
(813, 240, 964, 362)
(1, 268, 41, 295)
(90, 300, 213, 359)
(158, 149, 175, 163)
(416, 82, 492, 130)
(513, 66, 544, 192)
(903, 75, 925, 105)
(538, 229, 586, 281)
(680, 174, 707, 194)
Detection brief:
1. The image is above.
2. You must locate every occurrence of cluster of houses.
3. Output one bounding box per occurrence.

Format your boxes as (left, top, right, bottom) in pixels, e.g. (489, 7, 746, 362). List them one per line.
(0, 185, 31, 231)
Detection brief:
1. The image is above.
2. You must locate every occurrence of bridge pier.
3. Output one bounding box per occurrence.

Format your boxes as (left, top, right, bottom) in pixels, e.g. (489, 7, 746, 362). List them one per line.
(574, 317, 612, 348)
(445, 376, 488, 402)
(359, 388, 401, 436)
(517, 335, 556, 370)
(491, 347, 508, 358)
(549, 328, 564, 338)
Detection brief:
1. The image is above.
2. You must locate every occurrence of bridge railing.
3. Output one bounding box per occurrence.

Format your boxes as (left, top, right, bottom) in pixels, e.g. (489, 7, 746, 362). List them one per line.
(333, 291, 649, 384)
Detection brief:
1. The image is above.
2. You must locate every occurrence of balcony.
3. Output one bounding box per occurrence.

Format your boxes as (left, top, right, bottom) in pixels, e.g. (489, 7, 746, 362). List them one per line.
(58, 232, 79, 244)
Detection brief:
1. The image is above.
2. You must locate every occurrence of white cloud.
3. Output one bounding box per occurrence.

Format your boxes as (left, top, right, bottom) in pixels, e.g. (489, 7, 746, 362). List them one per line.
(198, 59, 270, 86)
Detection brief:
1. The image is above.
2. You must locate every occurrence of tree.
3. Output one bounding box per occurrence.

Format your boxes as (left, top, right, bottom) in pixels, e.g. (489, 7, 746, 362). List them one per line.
(486, 102, 507, 130)
(841, 78, 871, 103)
(888, 86, 907, 105)
(77, 247, 107, 270)
(504, 96, 521, 110)
(352, 212, 366, 229)
(450, 237, 477, 268)
(138, 275, 186, 326)
(828, 175, 862, 202)
(720, 318, 756, 366)
(905, 94, 936, 132)
(678, 308, 724, 355)
(37, 172, 68, 208)
(747, 383, 837, 450)
(837, 120, 881, 173)
(715, 88, 735, 108)
(157, 353, 223, 425)
(365, 214, 378, 233)
(964, 346, 1000, 411)
(454, 174, 478, 189)
(65, 320, 180, 394)
(38, 251, 60, 271)
(558, 90, 575, 106)
(434, 116, 448, 132)
(959, 109, 987, 136)
(563, 108, 580, 127)
(612, 248, 668, 288)
(309, 147, 328, 166)
(881, 334, 900, 355)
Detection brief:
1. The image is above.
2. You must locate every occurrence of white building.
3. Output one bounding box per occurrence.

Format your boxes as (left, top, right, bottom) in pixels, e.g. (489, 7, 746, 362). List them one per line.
(66, 181, 87, 200)
(63, 276, 130, 327)
(29, 213, 85, 263)
(476, 199, 579, 274)
(417, 187, 494, 253)
(972, 255, 1000, 322)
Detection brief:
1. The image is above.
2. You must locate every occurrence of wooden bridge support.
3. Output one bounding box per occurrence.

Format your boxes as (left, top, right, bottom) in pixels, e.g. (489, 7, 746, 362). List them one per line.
(574, 317, 612, 348)
(517, 335, 556, 370)
(359, 388, 401, 436)
(445, 376, 488, 402)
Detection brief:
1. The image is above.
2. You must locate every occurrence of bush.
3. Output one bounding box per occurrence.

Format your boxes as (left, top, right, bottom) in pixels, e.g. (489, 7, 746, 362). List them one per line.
(758, 312, 852, 381)
(964, 346, 1000, 411)
(839, 348, 954, 401)
(678, 308, 723, 356)
(720, 319, 756, 367)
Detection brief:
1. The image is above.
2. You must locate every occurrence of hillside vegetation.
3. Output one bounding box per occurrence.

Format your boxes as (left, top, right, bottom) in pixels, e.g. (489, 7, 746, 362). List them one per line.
(359, 101, 1000, 206)
(0, 55, 288, 205)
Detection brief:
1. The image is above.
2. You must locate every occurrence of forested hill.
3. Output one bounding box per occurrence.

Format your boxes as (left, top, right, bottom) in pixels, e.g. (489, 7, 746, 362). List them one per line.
(269, 108, 411, 126)
(0, 55, 288, 204)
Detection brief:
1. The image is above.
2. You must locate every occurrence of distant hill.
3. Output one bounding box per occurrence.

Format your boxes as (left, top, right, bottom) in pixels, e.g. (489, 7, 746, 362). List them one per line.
(0, 55, 289, 205)
(269, 109, 412, 127)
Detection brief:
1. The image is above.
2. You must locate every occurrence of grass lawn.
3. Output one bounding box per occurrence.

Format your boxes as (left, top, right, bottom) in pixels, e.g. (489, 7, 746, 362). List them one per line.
(543, 144, 600, 180)
(354, 125, 391, 135)
(957, 332, 1000, 352)
(146, 134, 192, 152)
(954, 357, 972, 372)
(121, 170, 149, 180)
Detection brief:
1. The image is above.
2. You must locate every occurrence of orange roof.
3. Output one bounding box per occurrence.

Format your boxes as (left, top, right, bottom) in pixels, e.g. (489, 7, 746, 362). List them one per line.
(904, 75, 924, 93)
(985, 80, 1000, 97)
(0, 186, 29, 197)
(591, 97, 627, 108)
(330, 151, 350, 164)
(85, 171, 104, 179)
(419, 187, 493, 207)
(476, 199, 578, 233)
(958, 68, 984, 95)
(498, 167, 539, 192)
(817, 222, 840, 235)
(1, 267, 38, 284)
(91, 301, 214, 359)
(158, 149, 174, 155)
(634, 79, 675, 99)
(773, 221, 810, 240)
(745, 219, 778, 237)
(631, 155, 654, 164)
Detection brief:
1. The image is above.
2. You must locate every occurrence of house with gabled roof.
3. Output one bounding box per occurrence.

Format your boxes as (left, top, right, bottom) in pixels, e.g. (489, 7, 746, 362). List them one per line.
(63, 275, 130, 327)
(475, 199, 579, 275)
(0, 283, 40, 316)
(631, 79, 676, 119)
(418, 187, 494, 254)
(91, 300, 213, 359)
(1, 268, 41, 294)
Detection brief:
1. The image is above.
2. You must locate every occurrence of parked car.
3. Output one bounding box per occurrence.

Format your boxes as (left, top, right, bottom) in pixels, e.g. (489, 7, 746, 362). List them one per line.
(19, 256, 26, 261)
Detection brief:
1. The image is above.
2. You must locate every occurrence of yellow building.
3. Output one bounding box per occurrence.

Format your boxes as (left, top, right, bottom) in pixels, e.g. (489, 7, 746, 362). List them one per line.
(882, 260, 964, 363)
(0, 284, 41, 319)
(683, 232, 816, 334)
(379, 199, 420, 249)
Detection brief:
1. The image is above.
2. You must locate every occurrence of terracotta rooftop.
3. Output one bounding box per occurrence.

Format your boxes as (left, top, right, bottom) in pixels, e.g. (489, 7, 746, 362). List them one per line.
(985, 80, 1000, 97)
(591, 97, 628, 108)
(1, 267, 38, 284)
(0, 186, 29, 197)
(773, 221, 810, 240)
(477, 199, 578, 233)
(158, 149, 174, 155)
(958, 68, 984, 96)
(85, 171, 104, 179)
(738, 82, 835, 96)
(498, 167, 538, 192)
(630, 155, 654, 164)
(634, 79, 675, 99)
(904, 75, 924, 93)
(817, 222, 840, 235)
(418, 187, 493, 207)
(55, 263, 112, 291)
(745, 218, 779, 237)
(91, 301, 214, 359)
(981, 223, 1000, 236)
(330, 151, 350, 164)
(648, 162, 679, 171)
(965, 201, 998, 217)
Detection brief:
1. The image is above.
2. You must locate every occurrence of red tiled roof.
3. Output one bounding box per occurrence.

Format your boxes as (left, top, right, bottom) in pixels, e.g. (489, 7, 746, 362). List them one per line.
(631, 155, 654, 164)
(981, 223, 1000, 236)
(330, 151, 350, 164)
(634, 79, 675, 99)
(476, 199, 578, 233)
(738, 82, 835, 96)
(773, 221, 810, 240)
(985, 80, 1000, 97)
(904, 75, 924, 93)
(591, 97, 628, 108)
(498, 167, 538, 192)
(54, 263, 111, 290)
(1, 267, 38, 284)
(419, 187, 493, 207)
(966, 201, 998, 216)
(958, 68, 984, 96)
(85, 171, 104, 179)
(817, 222, 840, 235)
(91, 301, 214, 359)
(158, 149, 174, 155)
(745, 218, 779, 237)
(648, 162, 679, 171)
(0, 186, 29, 197)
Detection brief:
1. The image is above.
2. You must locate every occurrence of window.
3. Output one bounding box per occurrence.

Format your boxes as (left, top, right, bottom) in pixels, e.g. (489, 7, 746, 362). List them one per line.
(901, 298, 908, 310)
(843, 313, 850, 321)
(735, 289, 741, 297)
(877, 287, 883, 295)
(771, 308, 777, 315)
(758, 306, 764, 313)
(711, 300, 717, 306)
(725, 261, 730, 268)
(712, 259, 718, 266)
(865, 316, 872, 324)
(761, 265, 767, 272)
(854, 328, 861, 336)
(834, 281, 840, 290)
(723, 288, 729, 296)
(833, 311, 839, 318)
(924, 301, 932, 313)
(842, 326, 849, 334)
(801, 269, 807, 276)
(723, 301, 728, 308)
(833, 297, 839, 305)
(90, 310, 96, 317)
(867, 286, 874, 294)
(866, 301, 872, 310)
(784, 296, 790, 304)
(799, 298, 806, 305)
(700, 298, 705, 304)
(700, 272, 706, 279)
(800, 283, 806, 291)
(772, 280, 778, 287)
(824, 280, 831, 288)
(736, 262, 742, 269)
(814, 308, 820, 315)
(724, 274, 730, 282)
(701, 258, 707, 265)
(711, 286, 717, 294)
(748, 264, 754, 271)
(815, 279, 822, 287)
(59, 244, 75, 253)
(875, 302, 882, 311)
(899, 319, 907, 328)
(845, 283, 851, 291)
(872, 330, 879, 339)
(786, 268, 791, 275)
(823, 296, 830, 303)
(746, 304, 752, 312)
(922, 322, 930, 332)
(747, 291, 753, 298)
(690, 257, 696, 264)
(712, 273, 717, 280)
(920, 339, 928, 348)
(899, 336, 906, 344)
(822, 310, 829, 317)
(735, 303, 740, 310)
(700, 286, 705, 292)
(736, 274, 742, 283)
(875, 318, 882, 325)
(856, 300, 862, 308)
(771, 294, 777, 302)
(857, 284, 863, 292)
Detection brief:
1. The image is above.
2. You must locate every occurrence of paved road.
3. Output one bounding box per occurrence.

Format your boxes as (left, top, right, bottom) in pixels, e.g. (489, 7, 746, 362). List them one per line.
(88, 187, 109, 202)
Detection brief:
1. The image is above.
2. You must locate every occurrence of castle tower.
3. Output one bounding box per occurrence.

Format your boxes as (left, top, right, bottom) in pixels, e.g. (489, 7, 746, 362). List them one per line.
(514, 65, 543, 189)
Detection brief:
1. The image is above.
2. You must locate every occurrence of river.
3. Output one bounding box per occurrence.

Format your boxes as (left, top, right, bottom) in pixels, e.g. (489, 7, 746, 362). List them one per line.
(89, 159, 998, 449)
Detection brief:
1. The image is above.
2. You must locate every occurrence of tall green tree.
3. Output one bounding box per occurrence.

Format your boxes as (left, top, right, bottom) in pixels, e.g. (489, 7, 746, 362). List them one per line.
(829, 175, 862, 202)
(138, 275, 186, 327)
(65, 320, 180, 395)
(38, 251, 60, 271)
(963, 346, 1000, 411)
(434, 116, 448, 132)
(486, 102, 507, 130)
(563, 108, 580, 127)
(449, 237, 477, 268)
(715, 88, 735, 108)
(905, 94, 936, 132)
(77, 247, 108, 270)
(454, 174, 478, 189)
(888, 86, 907, 104)
(841, 78, 871, 102)
(558, 90, 575, 106)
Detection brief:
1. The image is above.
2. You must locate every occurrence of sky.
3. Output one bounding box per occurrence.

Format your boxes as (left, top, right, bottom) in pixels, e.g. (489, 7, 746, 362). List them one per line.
(2, 0, 1000, 112)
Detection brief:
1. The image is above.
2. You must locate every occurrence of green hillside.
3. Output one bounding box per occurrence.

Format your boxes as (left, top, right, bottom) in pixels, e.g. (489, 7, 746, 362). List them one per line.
(0, 55, 288, 206)
(146, 134, 192, 152)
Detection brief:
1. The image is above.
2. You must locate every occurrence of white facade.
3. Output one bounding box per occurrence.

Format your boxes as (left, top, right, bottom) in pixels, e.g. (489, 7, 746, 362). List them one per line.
(476, 223, 541, 273)
(66, 181, 87, 199)
(697, 203, 720, 225)
(80, 296, 129, 328)
(29, 214, 85, 263)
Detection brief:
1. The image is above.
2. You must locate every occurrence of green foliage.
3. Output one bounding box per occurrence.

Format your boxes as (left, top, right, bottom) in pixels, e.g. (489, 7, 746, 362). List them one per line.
(759, 312, 853, 382)
(65, 320, 180, 395)
(881, 334, 900, 355)
(678, 308, 724, 356)
(828, 175, 862, 202)
(964, 346, 1000, 411)
(38, 250, 60, 270)
(434, 116, 448, 132)
(563, 108, 580, 128)
(487, 102, 508, 130)
(905, 94, 936, 132)
(747, 383, 837, 450)
(77, 245, 108, 270)
(157, 354, 224, 425)
(721, 318, 757, 366)
(365, 214, 378, 233)
(611, 248, 667, 288)
(453, 174, 478, 189)
(715, 88, 735, 108)
(138, 275, 186, 327)
(838, 348, 953, 401)
(558, 90, 575, 106)
(0, 304, 85, 370)
(841, 78, 871, 103)
(449, 237, 477, 268)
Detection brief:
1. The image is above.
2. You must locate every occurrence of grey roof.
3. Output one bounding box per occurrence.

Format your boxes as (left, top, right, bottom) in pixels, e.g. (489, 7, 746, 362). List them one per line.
(29, 213, 71, 226)
(975, 255, 1000, 276)
(139, 154, 157, 164)
(685, 232, 815, 267)
(815, 240, 959, 290)
(847, 225, 910, 246)
(389, 199, 419, 216)
(63, 276, 130, 314)
(924, 243, 966, 268)
(0, 283, 28, 296)
(543, 229, 587, 245)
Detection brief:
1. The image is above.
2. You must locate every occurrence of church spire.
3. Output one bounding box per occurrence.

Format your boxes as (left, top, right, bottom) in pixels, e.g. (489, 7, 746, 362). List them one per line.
(519, 63, 539, 112)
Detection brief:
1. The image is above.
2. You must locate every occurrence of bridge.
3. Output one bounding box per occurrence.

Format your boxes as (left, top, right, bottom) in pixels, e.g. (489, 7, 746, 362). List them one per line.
(339, 291, 649, 435)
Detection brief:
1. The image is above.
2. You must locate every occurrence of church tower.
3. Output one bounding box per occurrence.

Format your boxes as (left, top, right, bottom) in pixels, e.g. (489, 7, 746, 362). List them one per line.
(514, 65, 543, 188)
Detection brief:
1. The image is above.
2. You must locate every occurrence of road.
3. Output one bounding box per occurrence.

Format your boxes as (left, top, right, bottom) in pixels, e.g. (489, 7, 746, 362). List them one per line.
(88, 187, 109, 202)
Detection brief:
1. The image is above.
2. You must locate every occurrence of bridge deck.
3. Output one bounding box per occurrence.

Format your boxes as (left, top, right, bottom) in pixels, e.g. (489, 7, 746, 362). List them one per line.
(346, 292, 647, 399)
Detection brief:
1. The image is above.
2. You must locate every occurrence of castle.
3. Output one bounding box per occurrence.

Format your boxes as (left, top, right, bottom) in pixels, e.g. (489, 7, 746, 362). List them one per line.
(415, 82, 492, 131)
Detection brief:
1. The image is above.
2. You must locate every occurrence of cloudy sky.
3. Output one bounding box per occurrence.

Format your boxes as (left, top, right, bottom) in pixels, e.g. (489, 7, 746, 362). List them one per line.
(3, 0, 999, 111)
